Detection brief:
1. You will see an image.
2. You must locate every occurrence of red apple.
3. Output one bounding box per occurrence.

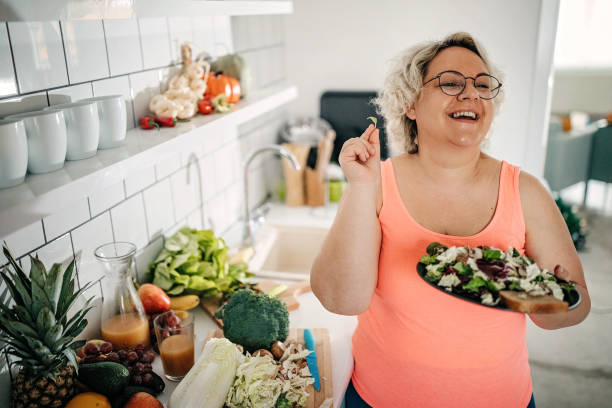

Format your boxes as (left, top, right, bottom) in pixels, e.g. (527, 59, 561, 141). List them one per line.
(138, 283, 171, 314)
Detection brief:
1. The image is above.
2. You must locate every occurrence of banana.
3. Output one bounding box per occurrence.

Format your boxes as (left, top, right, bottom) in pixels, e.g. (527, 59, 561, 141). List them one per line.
(169, 295, 200, 311)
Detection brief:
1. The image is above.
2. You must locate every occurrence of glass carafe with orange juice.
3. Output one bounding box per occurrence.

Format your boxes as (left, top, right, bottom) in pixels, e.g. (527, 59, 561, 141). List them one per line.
(95, 242, 150, 349)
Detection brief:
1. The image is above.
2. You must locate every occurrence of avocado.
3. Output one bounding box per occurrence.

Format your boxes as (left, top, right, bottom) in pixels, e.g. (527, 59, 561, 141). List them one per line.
(78, 362, 130, 396)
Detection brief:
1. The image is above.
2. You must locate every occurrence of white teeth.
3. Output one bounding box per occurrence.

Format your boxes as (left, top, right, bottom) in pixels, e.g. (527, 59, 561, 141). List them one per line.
(452, 111, 477, 119)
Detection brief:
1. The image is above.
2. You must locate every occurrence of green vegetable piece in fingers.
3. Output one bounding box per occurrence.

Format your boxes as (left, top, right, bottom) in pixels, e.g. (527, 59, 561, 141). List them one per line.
(367, 116, 378, 128)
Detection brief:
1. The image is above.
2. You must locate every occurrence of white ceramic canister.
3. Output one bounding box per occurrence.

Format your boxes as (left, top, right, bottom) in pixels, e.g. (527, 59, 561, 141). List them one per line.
(0, 118, 28, 188)
(6, 109, 67, 174)
(45, 100, 100, 160)
(81, 95, 127, 149)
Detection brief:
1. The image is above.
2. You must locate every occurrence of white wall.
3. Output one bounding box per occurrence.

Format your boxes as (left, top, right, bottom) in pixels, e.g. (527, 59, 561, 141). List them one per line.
(285, 0, 559, 176)
(551, 69, 612, 115)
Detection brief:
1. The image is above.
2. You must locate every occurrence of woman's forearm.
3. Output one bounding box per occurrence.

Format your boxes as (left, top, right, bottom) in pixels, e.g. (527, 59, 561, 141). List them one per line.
(529, 285, 591, 329)
(310, 183, 381, 315)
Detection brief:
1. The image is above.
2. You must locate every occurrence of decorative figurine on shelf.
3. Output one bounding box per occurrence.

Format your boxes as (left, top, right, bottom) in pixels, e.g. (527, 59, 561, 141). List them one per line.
(148, 43, 210, 120)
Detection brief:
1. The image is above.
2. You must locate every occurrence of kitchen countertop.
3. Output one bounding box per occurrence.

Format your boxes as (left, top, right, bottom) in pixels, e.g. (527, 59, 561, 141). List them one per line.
(156, 202, 358, 408)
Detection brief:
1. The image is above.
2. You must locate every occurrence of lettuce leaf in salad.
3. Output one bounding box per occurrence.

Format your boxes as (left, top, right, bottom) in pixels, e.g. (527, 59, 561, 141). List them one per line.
(453, 261, 472, 276)
(482, 249, 502, 260)
(419, 255, 438, 265)
(426, 242, 447, 256)
(462, 276, 487, 293)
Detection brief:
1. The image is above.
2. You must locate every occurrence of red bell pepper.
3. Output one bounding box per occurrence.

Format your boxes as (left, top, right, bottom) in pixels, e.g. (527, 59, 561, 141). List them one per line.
(139, 116, 159, 130)
(155, 116, 177, 127)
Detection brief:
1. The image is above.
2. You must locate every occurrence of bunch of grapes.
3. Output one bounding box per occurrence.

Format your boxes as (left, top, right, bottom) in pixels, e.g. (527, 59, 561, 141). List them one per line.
(80, 342, 157, 387)
(148, 310, 182, 353)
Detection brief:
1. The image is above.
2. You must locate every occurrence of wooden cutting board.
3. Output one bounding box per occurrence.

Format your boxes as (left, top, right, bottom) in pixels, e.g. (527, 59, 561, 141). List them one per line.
(200, 279, 311, 327)
(204, 328, 333, 408)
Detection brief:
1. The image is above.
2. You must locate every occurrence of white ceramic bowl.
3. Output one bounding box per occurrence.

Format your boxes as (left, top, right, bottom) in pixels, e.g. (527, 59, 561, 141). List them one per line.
(0, 118, 28, 188)
(81, 95, 127, 149)
(7, 109, 67, 174)
(46, 100, 100, 160)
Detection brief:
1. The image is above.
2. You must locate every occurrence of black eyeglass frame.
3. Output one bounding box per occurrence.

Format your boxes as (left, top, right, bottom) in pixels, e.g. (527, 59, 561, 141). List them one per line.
(423, 70, 502, 100)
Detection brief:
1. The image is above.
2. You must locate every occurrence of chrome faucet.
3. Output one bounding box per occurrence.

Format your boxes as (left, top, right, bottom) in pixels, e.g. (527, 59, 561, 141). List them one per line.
(242, 145, 300, 248)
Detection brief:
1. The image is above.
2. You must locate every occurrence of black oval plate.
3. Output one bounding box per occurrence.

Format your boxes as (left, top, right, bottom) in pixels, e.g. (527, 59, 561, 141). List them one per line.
(416, 262, 581, 312)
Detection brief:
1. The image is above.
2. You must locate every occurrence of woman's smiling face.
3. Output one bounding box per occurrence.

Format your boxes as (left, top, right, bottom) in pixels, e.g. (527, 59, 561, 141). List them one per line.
(408, 46, 495, 149)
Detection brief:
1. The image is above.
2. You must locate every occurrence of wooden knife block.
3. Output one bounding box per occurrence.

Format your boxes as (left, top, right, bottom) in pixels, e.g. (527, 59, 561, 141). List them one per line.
(305, 168, 325, 207)
(282, 143, 309, 206)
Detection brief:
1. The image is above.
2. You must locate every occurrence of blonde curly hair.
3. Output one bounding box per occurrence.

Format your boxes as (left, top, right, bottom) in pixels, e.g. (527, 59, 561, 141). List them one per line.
(372, 32, 505, 155)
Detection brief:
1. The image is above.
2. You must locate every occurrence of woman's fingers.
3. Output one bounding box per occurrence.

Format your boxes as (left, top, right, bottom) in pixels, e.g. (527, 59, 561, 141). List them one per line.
(360, 124, 376, 140)
(342, 138, 370, 162)
(554, 265, 571, 281)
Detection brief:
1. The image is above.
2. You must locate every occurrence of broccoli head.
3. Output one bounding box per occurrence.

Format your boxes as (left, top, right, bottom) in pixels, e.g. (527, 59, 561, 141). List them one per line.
(215, 289, 289, 353)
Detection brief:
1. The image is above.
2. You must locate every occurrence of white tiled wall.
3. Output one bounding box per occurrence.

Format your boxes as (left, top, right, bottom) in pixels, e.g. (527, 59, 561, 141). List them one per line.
(0, 15, 288, 397)
(0, 15, 286, 125)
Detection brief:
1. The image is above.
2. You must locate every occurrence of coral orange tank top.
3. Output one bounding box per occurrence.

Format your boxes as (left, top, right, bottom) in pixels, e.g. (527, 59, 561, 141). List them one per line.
(351, 159, 532, 408)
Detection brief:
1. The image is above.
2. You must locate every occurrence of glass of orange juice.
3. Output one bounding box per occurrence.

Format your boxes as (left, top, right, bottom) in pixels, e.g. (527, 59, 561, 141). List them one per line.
(154, 310, 195, 381)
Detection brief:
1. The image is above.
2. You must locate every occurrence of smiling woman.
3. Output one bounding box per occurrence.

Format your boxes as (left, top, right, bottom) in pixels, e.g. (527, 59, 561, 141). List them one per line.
(309, 32, 591, 408)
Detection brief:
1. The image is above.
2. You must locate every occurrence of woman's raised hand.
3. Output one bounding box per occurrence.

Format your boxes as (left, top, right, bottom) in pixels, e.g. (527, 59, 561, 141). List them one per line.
(339, 124, 381, 184)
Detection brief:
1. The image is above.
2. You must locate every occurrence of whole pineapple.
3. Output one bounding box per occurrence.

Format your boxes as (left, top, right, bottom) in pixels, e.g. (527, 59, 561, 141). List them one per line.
(0, 245, 95, 408)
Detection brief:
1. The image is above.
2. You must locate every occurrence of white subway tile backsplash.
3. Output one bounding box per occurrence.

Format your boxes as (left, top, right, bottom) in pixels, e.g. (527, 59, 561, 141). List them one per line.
(71, 212, 113, 293)
(134, 235, 163, 282)
(0, 221, 45, 264)
(230, 16, 247, 53)
(8, 21, 68, 93)
(225, 182, 243, 227)
(89, 181, 125, 216)
(103, 19, 143, 76)
(262, 15, 276, 48)
(193, 16, 216, 58)
(0, 92, 48, 117)
(110, 194, 148, 249)
(92, 75, 135, 129)
(212, 16, 233, 57)
(170, 167, 201, 221)
(0, 23, 17, 97)
(155, 152, 181, 180)
(142, 179, 174, 239)
(213, 144, 234, 191)
(248, 165, 266, 210)
(21, 233, 73, 273)
(207, 192, 229, 234)
(42, 198, 90, 241)
(138, 18, 171, 70)
(61, 20, 109, 84)
(168, 17, 194, 64)
(125, 165, 156, 196)
(187, 208, 205, 230)
(199, 154, 217, 201)
(48, 83, 93, 105)
(129, 69, 160, 123)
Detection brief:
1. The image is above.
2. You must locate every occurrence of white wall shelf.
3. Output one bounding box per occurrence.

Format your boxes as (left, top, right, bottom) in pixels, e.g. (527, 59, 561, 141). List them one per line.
(0, 1, 293, 21)
(0, 84, 297, 238)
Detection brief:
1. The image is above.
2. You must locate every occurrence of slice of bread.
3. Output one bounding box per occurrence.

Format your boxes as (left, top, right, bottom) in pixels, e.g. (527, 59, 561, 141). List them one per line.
(499, 290, 569, 313)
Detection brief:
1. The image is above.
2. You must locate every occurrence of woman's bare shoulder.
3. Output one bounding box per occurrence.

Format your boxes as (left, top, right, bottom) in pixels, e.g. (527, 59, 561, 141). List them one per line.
(518, 169, 556, 217)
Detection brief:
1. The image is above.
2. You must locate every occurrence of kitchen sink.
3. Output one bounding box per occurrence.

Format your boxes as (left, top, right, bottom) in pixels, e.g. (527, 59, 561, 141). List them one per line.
(249, 224, 329, 281)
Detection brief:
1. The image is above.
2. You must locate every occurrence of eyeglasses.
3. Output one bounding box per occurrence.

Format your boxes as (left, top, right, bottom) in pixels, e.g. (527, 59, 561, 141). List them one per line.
(423, 70, 502, 100)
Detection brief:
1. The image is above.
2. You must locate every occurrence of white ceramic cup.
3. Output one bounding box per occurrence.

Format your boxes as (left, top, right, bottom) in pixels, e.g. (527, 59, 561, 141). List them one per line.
(45, 101, 100, 160)
(0, 118, 28, 188)
(81, 95, 127, 149)
(7, 109, 67, 174)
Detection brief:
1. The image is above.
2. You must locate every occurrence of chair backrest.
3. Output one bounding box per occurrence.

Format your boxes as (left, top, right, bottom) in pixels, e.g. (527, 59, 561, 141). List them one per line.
(589, 126, 612, 183)
(320, 91, 390, 162)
